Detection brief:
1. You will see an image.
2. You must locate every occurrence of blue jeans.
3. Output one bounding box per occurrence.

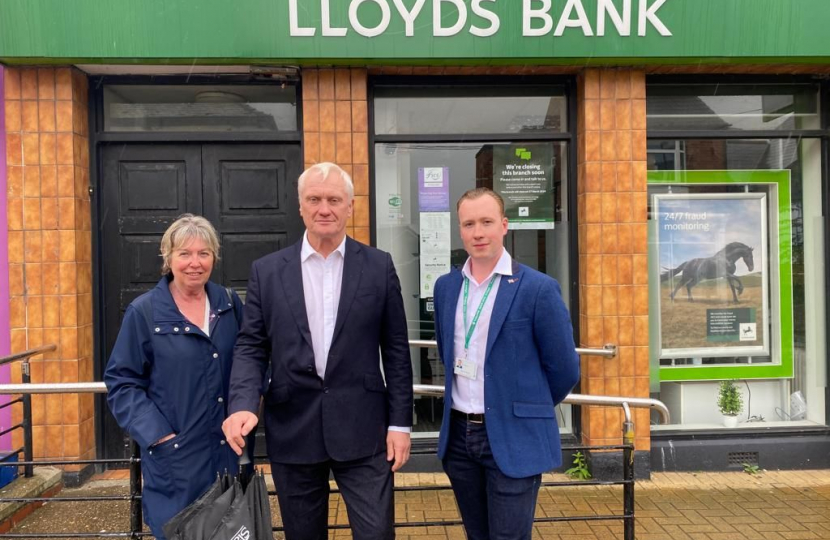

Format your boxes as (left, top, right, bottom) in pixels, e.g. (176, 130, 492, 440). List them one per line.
(442, 417, 541, 540)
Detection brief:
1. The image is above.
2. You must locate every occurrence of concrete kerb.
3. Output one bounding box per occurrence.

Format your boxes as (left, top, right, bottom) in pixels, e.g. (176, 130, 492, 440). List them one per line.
(0, 468, 62, 532)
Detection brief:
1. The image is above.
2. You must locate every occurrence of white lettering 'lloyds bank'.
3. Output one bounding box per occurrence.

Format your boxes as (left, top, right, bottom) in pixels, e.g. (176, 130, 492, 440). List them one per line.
(288, 0, 672, 38)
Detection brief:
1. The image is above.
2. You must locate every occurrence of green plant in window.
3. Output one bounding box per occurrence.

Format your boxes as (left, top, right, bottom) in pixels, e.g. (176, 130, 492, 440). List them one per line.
(565, 451, 592, 480)
(717, 380, 743, 416)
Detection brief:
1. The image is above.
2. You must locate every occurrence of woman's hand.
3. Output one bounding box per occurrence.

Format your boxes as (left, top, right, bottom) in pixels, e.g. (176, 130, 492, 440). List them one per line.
(152, 433, 176, 447)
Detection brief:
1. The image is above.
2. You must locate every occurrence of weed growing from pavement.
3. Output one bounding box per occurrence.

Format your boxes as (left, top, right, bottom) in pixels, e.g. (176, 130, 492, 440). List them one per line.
(742, 463, 761, 475)
(565, 451, 592, 480)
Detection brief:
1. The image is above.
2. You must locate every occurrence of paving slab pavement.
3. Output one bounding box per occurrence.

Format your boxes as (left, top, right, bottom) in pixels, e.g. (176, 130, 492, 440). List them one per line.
(5, 469, 830, 539)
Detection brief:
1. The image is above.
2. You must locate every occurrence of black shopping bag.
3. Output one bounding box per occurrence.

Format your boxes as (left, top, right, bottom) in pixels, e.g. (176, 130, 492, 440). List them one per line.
(163, 454, 273, 540)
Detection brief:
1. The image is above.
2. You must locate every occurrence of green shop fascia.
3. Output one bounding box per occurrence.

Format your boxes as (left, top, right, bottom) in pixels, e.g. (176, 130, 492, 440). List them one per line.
(2, 0, 830, 64)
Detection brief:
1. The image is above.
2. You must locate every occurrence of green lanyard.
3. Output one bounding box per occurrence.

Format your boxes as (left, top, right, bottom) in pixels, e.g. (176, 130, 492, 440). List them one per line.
(462, 275, 497, 353)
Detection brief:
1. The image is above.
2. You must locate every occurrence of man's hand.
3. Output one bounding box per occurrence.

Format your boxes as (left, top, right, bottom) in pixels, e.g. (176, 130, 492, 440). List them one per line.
(386, 431, 411, 472)
(222, 411, 259, 456)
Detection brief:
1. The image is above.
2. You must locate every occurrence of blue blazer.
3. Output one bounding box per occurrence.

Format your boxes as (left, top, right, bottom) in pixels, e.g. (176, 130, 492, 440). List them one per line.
(434, 262, 580, 478)
(228, 237, 413, 464)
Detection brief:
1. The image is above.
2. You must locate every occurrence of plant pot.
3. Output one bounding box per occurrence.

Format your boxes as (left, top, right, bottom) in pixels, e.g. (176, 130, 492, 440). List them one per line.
(723, 415, 739, 428)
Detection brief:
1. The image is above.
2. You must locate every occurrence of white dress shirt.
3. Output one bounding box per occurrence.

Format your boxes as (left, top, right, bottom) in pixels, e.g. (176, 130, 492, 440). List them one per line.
(301, 232, 410, 432)
(301, 232, 346, 380)
(452, 248, 513, 415)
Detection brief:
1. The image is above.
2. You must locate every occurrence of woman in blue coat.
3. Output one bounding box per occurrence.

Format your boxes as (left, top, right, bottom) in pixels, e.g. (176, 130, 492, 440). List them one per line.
(104, 214, 246, 539)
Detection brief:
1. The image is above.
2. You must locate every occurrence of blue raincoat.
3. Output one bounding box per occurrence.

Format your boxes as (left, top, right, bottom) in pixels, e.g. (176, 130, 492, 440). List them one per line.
(104, 276, 245, 539)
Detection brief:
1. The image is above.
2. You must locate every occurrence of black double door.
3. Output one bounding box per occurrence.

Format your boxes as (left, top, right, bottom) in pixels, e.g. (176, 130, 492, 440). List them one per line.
(99, 142, 302, 460)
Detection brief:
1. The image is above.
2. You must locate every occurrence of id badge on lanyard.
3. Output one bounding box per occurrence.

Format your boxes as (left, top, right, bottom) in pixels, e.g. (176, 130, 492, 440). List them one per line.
(455, 275, 496, 381)
(454, 356, 477, 379)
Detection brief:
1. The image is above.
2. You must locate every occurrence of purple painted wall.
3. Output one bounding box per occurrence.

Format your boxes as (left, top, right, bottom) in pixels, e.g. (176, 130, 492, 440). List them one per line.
(0, 65, 12, 451)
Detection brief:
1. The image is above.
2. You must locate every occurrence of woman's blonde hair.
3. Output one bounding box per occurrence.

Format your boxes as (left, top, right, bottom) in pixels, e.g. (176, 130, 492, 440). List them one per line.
(159, 214, 221, 275)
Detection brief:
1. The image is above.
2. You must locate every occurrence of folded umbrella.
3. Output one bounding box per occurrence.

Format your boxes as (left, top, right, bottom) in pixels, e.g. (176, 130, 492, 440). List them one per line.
(248, 468, 273, 540)
(180, 478, 238, 540)
(164, 454, 273, 540)
(163, 474, 230, 540)
(206, 477, 251, 540)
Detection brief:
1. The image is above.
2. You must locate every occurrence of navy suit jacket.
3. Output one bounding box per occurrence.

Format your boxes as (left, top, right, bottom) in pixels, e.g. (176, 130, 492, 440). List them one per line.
(434, 261, 580, 478)
(228, 237, 413, 464)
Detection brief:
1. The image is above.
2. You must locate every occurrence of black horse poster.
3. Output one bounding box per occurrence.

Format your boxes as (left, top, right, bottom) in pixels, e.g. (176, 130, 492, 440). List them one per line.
(654, 193, 770, 358)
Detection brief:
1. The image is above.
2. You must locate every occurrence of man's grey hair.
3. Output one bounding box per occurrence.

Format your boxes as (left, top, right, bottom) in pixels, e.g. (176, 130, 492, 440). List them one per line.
(298, 162, 354, 202)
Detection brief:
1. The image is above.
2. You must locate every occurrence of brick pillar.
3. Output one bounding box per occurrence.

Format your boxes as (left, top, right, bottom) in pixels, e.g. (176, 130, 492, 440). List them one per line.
(577, 69, 650, 451)
(4, 67, 94, 465)
(301, 68, 371, 244)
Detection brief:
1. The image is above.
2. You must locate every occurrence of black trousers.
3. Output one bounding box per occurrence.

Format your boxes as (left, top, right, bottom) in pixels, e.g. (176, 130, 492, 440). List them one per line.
(270, 451, 394, 540)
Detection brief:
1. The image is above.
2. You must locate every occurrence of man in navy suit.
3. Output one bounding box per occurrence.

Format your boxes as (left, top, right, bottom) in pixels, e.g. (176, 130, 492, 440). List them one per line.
(223, 162, 413, 540)
(433, 188, 580, 540)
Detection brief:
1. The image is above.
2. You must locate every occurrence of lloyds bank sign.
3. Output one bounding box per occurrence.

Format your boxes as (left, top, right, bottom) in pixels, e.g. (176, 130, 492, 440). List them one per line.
(1, 0, 829, 62)
(287, 0, 672, 38)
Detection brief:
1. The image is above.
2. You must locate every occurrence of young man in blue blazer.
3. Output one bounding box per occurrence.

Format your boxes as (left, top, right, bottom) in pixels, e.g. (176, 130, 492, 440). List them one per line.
(433, 188, 580, 540)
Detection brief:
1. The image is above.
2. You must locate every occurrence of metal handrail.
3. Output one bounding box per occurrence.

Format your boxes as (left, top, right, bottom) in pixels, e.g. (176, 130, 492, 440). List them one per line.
(0, 383, 108, 394)
(414, 384, 669, 423)
(0, 345, 56, 367)
(0, 382, 670, 425)
(0, 345, 56, 479)
(410, 339, 618, 358)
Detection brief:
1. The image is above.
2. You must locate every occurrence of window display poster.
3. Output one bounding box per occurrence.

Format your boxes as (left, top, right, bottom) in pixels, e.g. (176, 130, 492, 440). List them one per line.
(419, 212, 451, 298)
(418, 167, 450, 212)
(655, 193, 770, 358)
(493, 143, 555, 229)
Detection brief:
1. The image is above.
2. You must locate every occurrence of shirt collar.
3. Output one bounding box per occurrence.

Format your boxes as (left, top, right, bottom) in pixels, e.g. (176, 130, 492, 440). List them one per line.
(461, 248, 513, 284)
(301, 231, 347, 262)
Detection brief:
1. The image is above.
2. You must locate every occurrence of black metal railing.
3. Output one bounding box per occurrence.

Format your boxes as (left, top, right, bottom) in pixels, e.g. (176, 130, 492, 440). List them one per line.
(0, 344, 56, 479)
(0, 345, 670, 539)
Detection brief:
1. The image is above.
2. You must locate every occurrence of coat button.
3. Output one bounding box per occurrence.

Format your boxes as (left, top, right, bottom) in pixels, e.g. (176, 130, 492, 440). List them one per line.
(213, 353, 219, 359)
(220, 440, 226, 445)
(307, 366, 313, 372)
(323, 387, 329, 394)
(173, 443, 179, 449)
(174, 327, 179, 332)
(154, 327, 160, 333)
(218, 397, 224, 403)
(185, 326, 191, 332)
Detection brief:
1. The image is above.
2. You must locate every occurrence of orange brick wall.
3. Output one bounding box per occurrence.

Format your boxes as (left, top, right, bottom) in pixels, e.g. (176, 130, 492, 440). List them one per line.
(4, 67, 94, 464)
(301, 68, 371, 242)
(577, 69, 650, 451)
